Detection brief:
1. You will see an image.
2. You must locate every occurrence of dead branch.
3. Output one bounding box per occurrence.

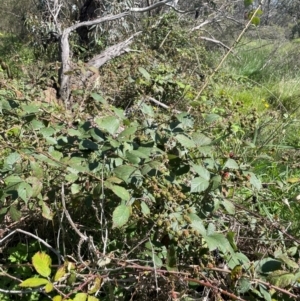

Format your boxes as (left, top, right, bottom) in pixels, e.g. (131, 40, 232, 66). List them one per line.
(59, 0, 174, 105)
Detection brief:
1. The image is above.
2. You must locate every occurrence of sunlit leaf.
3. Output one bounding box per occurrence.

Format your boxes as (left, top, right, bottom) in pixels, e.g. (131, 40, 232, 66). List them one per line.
(190, 177, 209, 193)
(32, 252, 52, 277)
(112, 204, 131, 228)
(19, 277, 49, 287)
(95, 116, 120, 135)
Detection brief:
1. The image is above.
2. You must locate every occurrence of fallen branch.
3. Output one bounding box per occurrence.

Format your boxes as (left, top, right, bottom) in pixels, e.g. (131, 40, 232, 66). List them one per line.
(59, 0, 174, 105)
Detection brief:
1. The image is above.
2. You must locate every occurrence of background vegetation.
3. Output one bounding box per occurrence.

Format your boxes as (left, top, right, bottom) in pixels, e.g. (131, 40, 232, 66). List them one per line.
(1, 0, 300, 300)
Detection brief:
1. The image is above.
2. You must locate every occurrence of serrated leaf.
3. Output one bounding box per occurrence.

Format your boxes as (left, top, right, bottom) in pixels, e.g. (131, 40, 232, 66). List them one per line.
(138, 67, 151, 80)
(190, 220, 206, 236)
(204, 233, 231, 252)
(141, 201, 150, 216)
(190, 177, 209, 193)
(71, 183, 81, 194)
(26, 177, 43, 198)
(54, 266, 66, 282)
(45, 281, 53, 293)
(224, 158, 239, 169)
(112, 205, 131, 228)
(237, 277, 251, 294)
(248, 172, 262, 190)
(9, 205, 22, 221)
(259, 284, 271, 301)
(192, 164, 210, 180)
(206, 223, 215, 236)
(277, 254, 299, 269)
(105, 182, 130, 201)
(205, 113, 220, 123)
(141, 103, 154, 116)
(18, 182, 33, 203)
(32, 252, 52, 277)
(222, 199, 235, 214)
(30, 161, 44, 178)
(6, 152, 21, 166)
(65, 173, 79, 183)
(22, 104, 40, 113)
(191, 132, 212, 146)
(176, 113, 194, 128)
(176, 134, 196, 148)
(19, 277, 49, 287)
(114, 165, 140, 183)
(95, 116, 120, 135)
(117, 126, 137, 140)
(267, 270, 295, 288)
(227, 252, 250, 269)
(73, 293, 87, 301)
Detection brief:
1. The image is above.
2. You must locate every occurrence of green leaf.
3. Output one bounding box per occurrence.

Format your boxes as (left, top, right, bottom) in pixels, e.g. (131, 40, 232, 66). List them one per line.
(117, 126, 138, 141)
(227, 252, 250, 269)
(18, 182, 33, 203)
(114, 165, 140, 183)
(26, 177, 43, 198)
(267, 270, 295, 288)
(30, 161, 44, 178)
(190, 177, 209, 193)
(138, 67, 151, 80)
(204, 233, 231, 252)
(192, 164, 210, 180)
(91, 92, 107, 104)
(95, 116, 120, 135)
(112, 204, 131, 228)
(9, 205, 22, 221)
(190, 220, 206, 236)
(237, 277, 251, 294)
(224, 158, 239, 169)
(176, 134, 196, 148)
(19, 277, 49, 287)
(227, 231, 238, 252)
(9, 205, 22, 222)
(277, 254, 299, 269)
(259, 284, 271, 301)
(206, 223, 215, 236)
(248, 172, 262, 190)
(65, 173, 79, 183)
(105, 182, 130, 201)
(191, 132, 212, 146)
(205, 113, 220, 123)
(71, 184, 81, 194)
(141, 103, 154, 117)
(6, 152, 21, 166)
(141, 201, 150, 216)
(176, 113, 194, 128)
(73, 293, 87, 301)
(22, 104, 40, 114)
(32, 252, 52, 277)
(222, 199, 235, 214)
